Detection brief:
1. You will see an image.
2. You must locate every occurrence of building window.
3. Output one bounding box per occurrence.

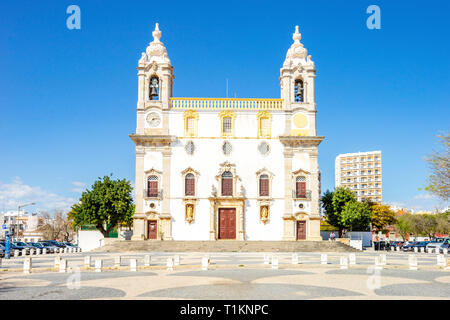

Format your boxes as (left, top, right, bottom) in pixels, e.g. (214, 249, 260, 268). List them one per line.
(259, 174, 269, 197)
(185, 141, 195, 155)
(258, 142, 270, 155)
(185, 173, 195, 196)
(147, 175, 159, 197)
(183, 110, 199, 137)
(296, 176, 306, 198)
(222, 141, 232, 155)
(221, 171, 233, 196)
(223, 117, 232, 134)
(149, 76, 159, 100)
(294, 79, 304, 102)
(257, 111, 272, 138)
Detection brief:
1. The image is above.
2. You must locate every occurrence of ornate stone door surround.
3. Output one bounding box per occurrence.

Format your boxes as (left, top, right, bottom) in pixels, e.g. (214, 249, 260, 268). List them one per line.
(208, 197, 245, 240)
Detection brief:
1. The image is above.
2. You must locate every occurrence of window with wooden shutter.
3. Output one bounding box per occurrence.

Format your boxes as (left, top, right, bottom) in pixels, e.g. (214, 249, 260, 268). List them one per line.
(223, 117, 232, 134)
(296, 176, 306, 198)
(148, 175, 158, 197)
(185, 173, 195, 196)
(186, 117, 195, 136)
(259, 174, 269, 197)
(259, 117, 270, 137)
(221, 171, 233, 196)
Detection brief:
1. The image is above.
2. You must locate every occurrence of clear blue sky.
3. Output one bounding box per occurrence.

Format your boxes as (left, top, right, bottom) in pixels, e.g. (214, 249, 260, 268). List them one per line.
(0, 0, 449, 213)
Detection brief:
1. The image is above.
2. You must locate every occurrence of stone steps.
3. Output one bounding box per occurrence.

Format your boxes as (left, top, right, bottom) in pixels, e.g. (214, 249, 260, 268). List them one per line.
(94, 240, 358, 253)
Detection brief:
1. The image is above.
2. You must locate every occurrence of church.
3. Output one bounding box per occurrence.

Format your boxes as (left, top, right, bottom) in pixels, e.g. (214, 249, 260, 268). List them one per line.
(130, 23, 324, 241)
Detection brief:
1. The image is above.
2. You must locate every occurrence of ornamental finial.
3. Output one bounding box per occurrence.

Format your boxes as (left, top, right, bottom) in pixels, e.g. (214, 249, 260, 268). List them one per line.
(152, 22, 162, 43)
(293, 25, 301, 43)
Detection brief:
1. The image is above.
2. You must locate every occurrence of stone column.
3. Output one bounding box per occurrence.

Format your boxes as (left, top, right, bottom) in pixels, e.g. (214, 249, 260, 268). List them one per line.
(209, 200, 216, 240)
(308, 147, 322, 241)
(131, 147, 145, 240)
(160, 147, 173, 240)
(282, 147, 295, 240)
(238, 203, 244, 240)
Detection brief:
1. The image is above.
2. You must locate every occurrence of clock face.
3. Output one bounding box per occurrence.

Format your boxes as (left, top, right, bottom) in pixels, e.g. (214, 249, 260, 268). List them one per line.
(146, 112, 161, 127)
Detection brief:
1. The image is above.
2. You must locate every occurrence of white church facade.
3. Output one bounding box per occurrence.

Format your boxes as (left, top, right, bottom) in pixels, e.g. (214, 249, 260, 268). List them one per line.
(130, 23, 324, 241)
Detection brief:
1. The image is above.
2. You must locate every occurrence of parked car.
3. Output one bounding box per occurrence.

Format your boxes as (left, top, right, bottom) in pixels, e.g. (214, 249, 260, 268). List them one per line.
(28, 242, 45, 254)
(427, 237, 450, 252)
(45, 240, 67, 249)
(0, 244, 4, 257)
(404, 241, 428, 252)
(12, 241, 33, 255)
(390, 241, 405, 248)
(1, 241, 27, 256)
(63, 242, 78, 249)
(37, 241, 59, 253)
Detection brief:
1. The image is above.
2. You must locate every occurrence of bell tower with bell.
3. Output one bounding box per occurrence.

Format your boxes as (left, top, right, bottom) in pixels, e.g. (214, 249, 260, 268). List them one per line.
(131, 23, 176, 241)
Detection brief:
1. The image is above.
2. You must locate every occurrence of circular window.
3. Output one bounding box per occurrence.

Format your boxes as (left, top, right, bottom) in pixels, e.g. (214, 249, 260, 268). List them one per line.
(258, 142, 270, 155)
(299, 203, 304, 209)
(222, 141, 232, 155)
(185, 141, 195, 155)
(150, 203, 156, 209)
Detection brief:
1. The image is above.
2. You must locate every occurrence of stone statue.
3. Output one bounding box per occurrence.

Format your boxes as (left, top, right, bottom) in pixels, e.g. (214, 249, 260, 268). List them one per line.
(186, 205, 194, 222)
(261, 206, 269, 223)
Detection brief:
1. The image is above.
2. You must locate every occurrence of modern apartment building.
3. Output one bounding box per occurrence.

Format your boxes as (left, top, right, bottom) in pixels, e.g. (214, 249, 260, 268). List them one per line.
(335, 151, 382, 203)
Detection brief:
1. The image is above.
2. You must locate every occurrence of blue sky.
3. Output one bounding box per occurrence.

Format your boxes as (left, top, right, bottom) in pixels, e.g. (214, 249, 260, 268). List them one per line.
(0, 0, 449, 213)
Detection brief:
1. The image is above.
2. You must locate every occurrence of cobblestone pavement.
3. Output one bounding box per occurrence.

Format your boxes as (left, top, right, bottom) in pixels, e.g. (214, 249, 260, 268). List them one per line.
(1, 251, 449, 300)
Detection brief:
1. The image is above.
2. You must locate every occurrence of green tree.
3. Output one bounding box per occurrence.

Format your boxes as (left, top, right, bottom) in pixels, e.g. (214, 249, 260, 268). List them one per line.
(322, 187, 366, 237)
(341, 201, 372, 231)
(424, 133, 450, 201)
(395, 213, 413, 240)
(70, 175, 134, 237)
(436, 211, 450, 235)
(370, 203, 397, 233)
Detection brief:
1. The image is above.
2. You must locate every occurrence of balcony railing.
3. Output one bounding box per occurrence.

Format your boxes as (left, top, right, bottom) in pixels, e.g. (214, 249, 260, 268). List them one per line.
(293, 190, 312, 200)
(170, 98, 284, 110)
(144, 189, 163, 199)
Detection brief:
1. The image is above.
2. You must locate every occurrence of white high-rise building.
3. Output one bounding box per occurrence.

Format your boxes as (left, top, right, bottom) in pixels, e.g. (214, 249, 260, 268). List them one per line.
(335, 151, 382, 203)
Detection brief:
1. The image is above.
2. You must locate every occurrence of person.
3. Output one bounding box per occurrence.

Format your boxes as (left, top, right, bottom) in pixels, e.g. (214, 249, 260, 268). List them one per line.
(330, 232, 335, 241)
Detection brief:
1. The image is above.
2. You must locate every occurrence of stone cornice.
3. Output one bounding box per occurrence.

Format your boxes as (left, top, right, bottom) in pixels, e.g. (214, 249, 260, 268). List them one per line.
(279, 136, 324, 148)
(129, 134, 176, 146)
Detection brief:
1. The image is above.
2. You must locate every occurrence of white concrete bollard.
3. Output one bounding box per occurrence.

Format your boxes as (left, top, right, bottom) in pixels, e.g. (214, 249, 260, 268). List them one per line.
(419, 247, 424, 253)
(414, 247, 418, 253)
(437, 254, 446, 267)
(167, 258, 174, 271)
(320, 254, 327, 265)
(263, 254, 270, 265)
(14, 250, 20, 258)
(59, 259, 67, 273)
(380, 254, 387, 265)
(144, 255, 151, 267)
(130, 258, 137, 272)
(84, 256, 91, 268)
(95, 259, 102, 272)
(396, 246, 400, 252)
(271, 256, 279, 269)
(23, 258, 32, 274)
(43, 248, 47, 255)
(408, 255, 418, 270)
(443, 248, 448, 255)
(36, 248, 40, 256)
(291, 253, 299, 265)
(174, 255, 180, 266)
(374, 256, 383, 270)
(54, 256, 61, 268)
(201, 257, 209, 270)
(390, 246, 395, 251)
(340, 256, 348, 269)
(349, 253, 356, 265)
(30, 249, 35, 255)
(114, 256, 121, 268)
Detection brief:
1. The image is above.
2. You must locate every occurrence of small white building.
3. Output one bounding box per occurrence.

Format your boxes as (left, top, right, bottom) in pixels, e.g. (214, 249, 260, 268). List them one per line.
(131, 24, 324, 241)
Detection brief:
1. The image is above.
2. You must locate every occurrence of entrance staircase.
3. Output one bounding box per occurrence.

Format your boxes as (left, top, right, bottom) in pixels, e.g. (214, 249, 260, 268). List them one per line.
(94, 240, 358, 253)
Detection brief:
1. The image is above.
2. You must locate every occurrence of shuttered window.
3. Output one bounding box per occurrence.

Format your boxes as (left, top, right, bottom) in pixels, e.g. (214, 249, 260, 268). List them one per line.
(222, 171, 233, 196)
(259, 174, 269, 197)
(185, 173, 195, 196)
(260, 117, 270, 137)
(223, 117, 232, 134)
(186, 117, 195, 136)
(296, 176, 306, 198)
(147, 175, 158, 197)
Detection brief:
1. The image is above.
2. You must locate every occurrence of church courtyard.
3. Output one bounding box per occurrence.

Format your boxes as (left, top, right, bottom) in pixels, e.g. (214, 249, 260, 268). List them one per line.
(1, 251, 449, 300)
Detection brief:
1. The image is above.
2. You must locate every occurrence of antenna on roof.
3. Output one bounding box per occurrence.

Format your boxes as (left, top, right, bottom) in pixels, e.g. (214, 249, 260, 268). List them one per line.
(226, 79, 228, 98)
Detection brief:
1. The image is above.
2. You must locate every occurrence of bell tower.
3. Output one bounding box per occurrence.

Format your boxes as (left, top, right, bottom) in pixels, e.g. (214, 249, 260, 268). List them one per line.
(280, 26, 316, 112)
(136, 23, 174, 135)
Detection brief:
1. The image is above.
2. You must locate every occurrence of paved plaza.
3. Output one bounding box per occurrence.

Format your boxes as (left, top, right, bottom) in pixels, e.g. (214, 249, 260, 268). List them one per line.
(1, 251, 449, 300)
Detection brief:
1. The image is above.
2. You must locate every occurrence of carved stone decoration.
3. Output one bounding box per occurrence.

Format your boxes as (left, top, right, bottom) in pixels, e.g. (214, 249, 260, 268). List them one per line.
(211, 184, 217, 197)
(260, 206, 269, 224)
(185, 204, 195, 223)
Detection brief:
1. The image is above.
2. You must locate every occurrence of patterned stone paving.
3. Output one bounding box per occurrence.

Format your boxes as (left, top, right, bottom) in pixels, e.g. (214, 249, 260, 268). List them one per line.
(1, 251, 449, 300)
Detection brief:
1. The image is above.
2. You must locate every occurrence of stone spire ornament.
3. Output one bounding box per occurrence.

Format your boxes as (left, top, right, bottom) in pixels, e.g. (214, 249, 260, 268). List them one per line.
(283, 25, 308, 67)
(145, 22, 171, 65)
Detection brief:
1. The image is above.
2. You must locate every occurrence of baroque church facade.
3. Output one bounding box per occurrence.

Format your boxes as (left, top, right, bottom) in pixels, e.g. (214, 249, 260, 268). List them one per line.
(130, 23, 324, 241)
